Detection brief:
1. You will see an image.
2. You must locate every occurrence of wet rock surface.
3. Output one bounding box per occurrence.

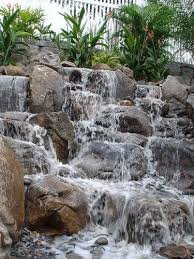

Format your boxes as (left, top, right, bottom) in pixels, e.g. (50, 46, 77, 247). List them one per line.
(72, 141, 147, 180)
(25, 176, 90, 235)
(0, 76, 29, 112)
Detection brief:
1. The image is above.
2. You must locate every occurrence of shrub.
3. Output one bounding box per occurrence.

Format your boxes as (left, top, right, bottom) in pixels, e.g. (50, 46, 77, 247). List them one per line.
(59, 7, 107, 67)
(91, 50, 120, 69)
(113, 3, 175, 81)
(0, 7, 30, 65)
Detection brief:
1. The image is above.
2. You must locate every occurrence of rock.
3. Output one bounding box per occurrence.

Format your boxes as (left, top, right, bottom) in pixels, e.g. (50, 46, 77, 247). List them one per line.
(91, 63, 111, 70)
(160, 244, 192, 259)
(0, 136, 24, 247)
(25, 176, 90, 235)
(95, 106, 152, 137)
(66, 253, 83, 259)
(119, 100, 133, 106)
(94, 237, 108, 246)
(118, 65, 134, 78)
(186, 93, 194, 120)
(115, 70, 136, 100)
(125, 195, 192, 249)
(150, 137, 194, 190)
(61, 61, 76, 68)
(14, 40, 61, 75)
(6, 138, 52, 175)
(64, 90, 101, 121)
(86, 70, 136, 101)
(162, 75, 188, 103)
(29, 112, 74, 162)
(30, 65, 65, 113)
(155, 117, 194, 138)
(2, 65, 25, 76)
(0, 76, 30, 112)
(72, 141, 147, 180)
(165, 98, 187, 117)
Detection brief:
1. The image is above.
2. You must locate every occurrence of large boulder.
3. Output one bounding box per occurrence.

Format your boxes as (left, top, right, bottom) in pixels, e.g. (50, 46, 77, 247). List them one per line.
(162, 76, 188, 103)
(25, 176, 90, 235)
(29, 112, 74, 162)
(0, 76, 29, 113)
(72, 141, 147, 180)
(0, 137, 24, 247)
(30, 65, 65, 113)
(95, 106, 152, 137)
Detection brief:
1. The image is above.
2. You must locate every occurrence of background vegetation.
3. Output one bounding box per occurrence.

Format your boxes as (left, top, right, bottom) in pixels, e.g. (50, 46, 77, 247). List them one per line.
(0, 1, 193, 80)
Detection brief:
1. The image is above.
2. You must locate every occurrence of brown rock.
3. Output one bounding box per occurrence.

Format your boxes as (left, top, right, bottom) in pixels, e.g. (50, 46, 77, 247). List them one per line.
(25, 176, 90, 235)
(118, 65, 134, 78)
(3, 65, 25, 76)
(91, 63, 111, 71)
(29, 112, 74, 162)
(0, 136, 24, 247)
(30, 65, 65, 113)
(160, 244, 192, 259)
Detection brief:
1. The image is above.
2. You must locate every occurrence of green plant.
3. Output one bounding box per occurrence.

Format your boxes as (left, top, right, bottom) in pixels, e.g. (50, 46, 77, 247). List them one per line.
(0, 7, 30, 65)
(91, 50, 120, 69)
(148, 0, 194, 59)
(113, 3, 175, 81)
(59, 7, 107, 67)
(0, 4, 53, 40)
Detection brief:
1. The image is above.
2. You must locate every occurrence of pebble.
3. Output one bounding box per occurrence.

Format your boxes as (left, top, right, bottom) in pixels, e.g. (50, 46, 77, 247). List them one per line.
(94, 237, 108, 246)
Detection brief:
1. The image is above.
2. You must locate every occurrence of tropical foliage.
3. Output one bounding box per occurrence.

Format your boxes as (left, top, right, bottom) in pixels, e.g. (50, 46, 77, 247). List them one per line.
(59, 7, 107, 67)
(148, 0, 194, 59)
(113, 3, 175, 80)
(91, 50, 120, 69)
(0, 7, 30, 65)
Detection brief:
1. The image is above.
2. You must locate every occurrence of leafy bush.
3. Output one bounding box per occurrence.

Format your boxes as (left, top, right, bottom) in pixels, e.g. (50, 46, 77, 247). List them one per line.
(113, 3, 175, 81)
(59, 7, 107, 67)
(148, 0, 194, 59)
(0, 7, 30, 65)
(91, 50, 120, 69)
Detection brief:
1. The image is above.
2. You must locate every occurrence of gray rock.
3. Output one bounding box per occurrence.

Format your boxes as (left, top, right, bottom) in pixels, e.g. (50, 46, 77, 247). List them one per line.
(186, 93, 194, 120)
(30, 65, 65, 113)
(61, 61, 76, 68)
(95, 106, 152, 137)
(72, 141, 147, 180)
(85, 70, 136, 101)
(150, 137, 194, 190)
(94, 237, 108, 246)
(0, 76, 29, 112)
(162, 75, 188, 103)
(124, 195, 192, 249)
(6, 137, 53, 175)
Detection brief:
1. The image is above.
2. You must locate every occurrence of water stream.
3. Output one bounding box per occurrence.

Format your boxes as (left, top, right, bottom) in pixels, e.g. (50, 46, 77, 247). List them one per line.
(1, 69, 194, 258)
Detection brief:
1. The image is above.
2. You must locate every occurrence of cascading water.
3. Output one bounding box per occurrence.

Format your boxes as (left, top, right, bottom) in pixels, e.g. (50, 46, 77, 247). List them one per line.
(1, 69, 194, 259)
